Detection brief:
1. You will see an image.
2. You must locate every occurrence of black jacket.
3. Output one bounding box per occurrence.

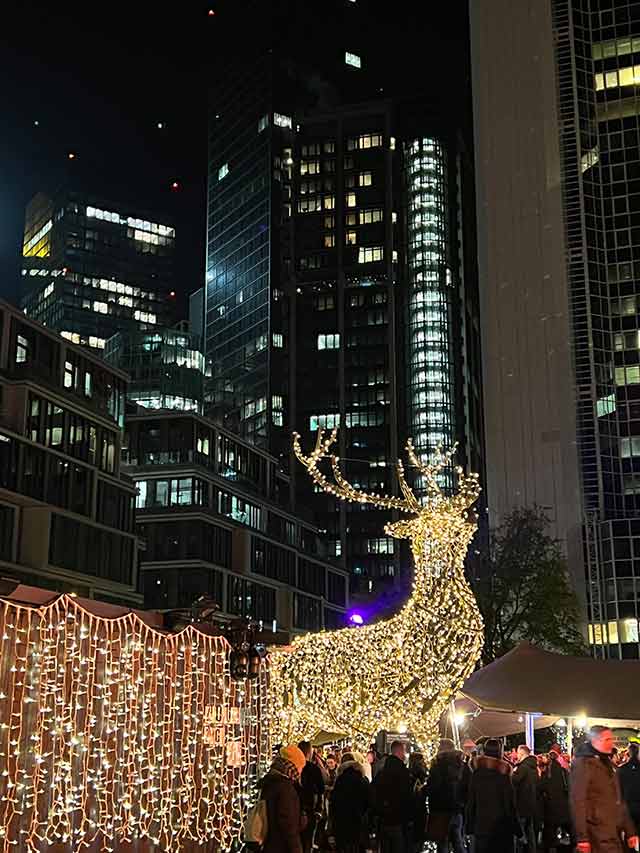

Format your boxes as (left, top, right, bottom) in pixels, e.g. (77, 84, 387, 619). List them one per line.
(512, 755, 539, 819)
(261, 770, 303, 853)
(466, 755, 518, 851)
(330, 762, 370, 844)
(371, 754, 412, 827)
(539, 757, 570, 827)
(426, 750, 470, 814)
(300, 761, 325, 816)
(618, 759, 640, 822)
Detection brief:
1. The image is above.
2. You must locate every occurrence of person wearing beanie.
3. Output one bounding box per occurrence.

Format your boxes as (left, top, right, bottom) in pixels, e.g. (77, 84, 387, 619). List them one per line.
(259, 745, 307, 853)
(425, 738, 470, 853)
(465, 739, 519, 853)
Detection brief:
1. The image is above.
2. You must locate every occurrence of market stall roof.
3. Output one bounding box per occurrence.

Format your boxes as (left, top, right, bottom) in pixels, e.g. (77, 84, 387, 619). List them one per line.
(461, 642, 640, 720)
(445, 696, 558, 740)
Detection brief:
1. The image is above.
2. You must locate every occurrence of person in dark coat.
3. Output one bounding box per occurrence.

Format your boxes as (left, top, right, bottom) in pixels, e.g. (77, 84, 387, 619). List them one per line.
(466, 738, 519, 853)
(329, 754, 370, 853)
(298, 741, 326, 853)
(260, 746, 307, 853)
(426, 739, 470, 853)
(539, 748, 571, 852)
(512, 744, 539, 853)
(619, 742, 640, 832)
(571, 726, 638, 853)
(371, 740, 412, 853)
(408, 752, 428, 853)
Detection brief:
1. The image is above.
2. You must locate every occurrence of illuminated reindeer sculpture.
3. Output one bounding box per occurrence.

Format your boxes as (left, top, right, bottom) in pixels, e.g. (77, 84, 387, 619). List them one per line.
(268, 429, 484, 750)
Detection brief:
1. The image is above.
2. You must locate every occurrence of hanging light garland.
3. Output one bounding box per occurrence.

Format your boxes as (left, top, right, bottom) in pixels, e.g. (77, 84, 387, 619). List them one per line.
(0, 594, 270, 852)
(268, 429, 484, 752)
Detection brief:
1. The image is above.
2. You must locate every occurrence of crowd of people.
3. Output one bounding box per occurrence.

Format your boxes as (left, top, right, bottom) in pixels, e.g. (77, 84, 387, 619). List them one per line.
(252, 726, 640, 853)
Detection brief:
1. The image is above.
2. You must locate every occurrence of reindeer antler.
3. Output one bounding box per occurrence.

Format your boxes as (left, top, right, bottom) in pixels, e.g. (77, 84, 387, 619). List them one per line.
(293, 429, 417, 512)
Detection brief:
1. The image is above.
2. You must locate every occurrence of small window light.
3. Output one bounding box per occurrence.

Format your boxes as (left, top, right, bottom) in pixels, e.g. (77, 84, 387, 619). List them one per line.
(345, 51, 362, 69)
(218, 163, 229, 181)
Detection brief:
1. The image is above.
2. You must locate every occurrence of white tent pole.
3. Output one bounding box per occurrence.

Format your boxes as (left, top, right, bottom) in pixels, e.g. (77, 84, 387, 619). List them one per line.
(450, 699, 461, 750)
(525, 712, 534, 751)
(567, 718, 573, 758)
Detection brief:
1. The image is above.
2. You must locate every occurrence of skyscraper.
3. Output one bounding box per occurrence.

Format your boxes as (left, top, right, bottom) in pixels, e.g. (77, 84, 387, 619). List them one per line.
(21, 187, 177, 351)
(204, 2, 483, 598)
(472, 0, 640, 657)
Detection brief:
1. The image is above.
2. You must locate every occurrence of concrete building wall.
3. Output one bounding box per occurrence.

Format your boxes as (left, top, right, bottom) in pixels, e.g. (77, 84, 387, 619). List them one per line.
(470, 0, 585, 596)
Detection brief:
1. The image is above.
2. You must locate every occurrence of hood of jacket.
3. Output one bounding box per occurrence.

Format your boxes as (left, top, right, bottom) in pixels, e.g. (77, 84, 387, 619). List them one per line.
(474, 754, 512, 776)
(433, 749, 464, 771)
(518, 755, 538, 772)
(337, 760, 365, 778)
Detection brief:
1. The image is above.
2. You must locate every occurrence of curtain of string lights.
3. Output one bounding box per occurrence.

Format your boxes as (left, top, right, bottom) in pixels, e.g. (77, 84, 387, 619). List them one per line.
(0, 595, 269, 853)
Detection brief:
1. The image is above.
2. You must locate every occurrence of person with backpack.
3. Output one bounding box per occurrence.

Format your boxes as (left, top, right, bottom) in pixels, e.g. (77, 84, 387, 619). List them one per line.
(257, 745, 307, 853)
(425, 738, 470, 853)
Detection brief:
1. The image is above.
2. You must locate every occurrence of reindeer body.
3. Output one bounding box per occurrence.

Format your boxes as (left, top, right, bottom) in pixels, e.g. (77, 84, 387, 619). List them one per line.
(268, 431, 484, 750)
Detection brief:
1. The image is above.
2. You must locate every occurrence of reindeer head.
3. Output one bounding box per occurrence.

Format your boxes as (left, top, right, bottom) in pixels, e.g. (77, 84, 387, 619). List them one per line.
(293, 429, 481, 579)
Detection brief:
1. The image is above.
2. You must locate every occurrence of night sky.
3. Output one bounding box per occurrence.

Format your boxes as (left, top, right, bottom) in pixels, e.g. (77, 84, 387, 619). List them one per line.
(1, 0, 469, 315)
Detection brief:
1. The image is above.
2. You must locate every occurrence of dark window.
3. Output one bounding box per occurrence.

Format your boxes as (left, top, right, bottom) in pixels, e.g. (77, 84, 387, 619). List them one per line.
(142, 566, 224, 610)
(97, 480, 134, 532)
(0, 435, 19, 491)
(323, 607, 346, 630)
(294, 593, 321, 631)
(140, 520, 231, 567)
(298, 559, 325, 596)
(327, 571, 347, 607)
(0, 504, 15, 560)
(49, 514, 134, 584)
(251, 537, 295, 584)
(228, 576, 276, 622)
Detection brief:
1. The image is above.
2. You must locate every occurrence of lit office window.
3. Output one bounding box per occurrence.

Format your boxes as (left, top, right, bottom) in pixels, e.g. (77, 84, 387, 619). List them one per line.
(258, 114, 269, 132)
(358, 171, 372, 187)
(358, 246, 383, 263)
(324, 235, 336, 248)
(218, 163, 229, 180)
(317, 333, 340, 350)
(93, 301, 108, 314)
(345, 51, 362, 68)
(346, 192, 357, 208)
(274, 113, 292, 128)
(309, 413, 341, 431)
(347, 134, 383, 150)
(16, 335, 29, 364)
(300, 160, 320, 175)
(360, 208, 383, 224)
(272, 333, 284, 348)
(345, 231, 357, 245)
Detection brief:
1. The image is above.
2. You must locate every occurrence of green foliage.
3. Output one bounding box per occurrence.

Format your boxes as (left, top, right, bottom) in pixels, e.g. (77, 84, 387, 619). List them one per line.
(475, 507, 587, 664)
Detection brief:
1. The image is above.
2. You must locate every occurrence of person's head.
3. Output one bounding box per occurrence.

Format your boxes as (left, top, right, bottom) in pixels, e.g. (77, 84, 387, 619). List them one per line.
(589, 726, 614, 756)
(482, 738, 503, 760)
(462, 738, 477, 756)
(409, 752, 426, 773)
(390, 740, 406, 761)
(629, 742, 640, 762)
(326, 754, 337, 770)
(366, 749, 376, 765)
(548, 748, 559, 762)
(341, 752, 355, 765)
(298, 740, 313, 761)
(517, 744, 531, 762)
(279, 745, 307, 778)
(438, 738, 455, 754)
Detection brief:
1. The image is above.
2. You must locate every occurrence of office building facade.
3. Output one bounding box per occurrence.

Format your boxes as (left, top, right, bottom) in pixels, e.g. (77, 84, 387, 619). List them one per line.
(21, 188, 176, 351)
(204, 17, 483, 597)
(105, 326, 206, 414)
(122, 411, 349, 632)
(0, 300, 139, 604)
(472, 0, 640, 657)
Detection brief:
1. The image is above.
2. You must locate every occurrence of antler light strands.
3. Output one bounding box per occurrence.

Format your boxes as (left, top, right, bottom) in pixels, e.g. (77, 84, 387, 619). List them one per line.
(0, 594, 270, 853)
(268, 429, 484, 752)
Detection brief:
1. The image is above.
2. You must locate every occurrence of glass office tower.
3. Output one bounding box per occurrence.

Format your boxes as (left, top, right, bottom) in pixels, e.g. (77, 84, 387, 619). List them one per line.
(472, 0, 640, 656)
(205, 2, 483, 600)
(21, 188, 176, 351)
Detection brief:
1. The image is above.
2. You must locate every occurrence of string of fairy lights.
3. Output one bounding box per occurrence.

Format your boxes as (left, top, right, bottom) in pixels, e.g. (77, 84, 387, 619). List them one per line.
(269, 429, 484, 753)
(0, 595, 270, 853)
